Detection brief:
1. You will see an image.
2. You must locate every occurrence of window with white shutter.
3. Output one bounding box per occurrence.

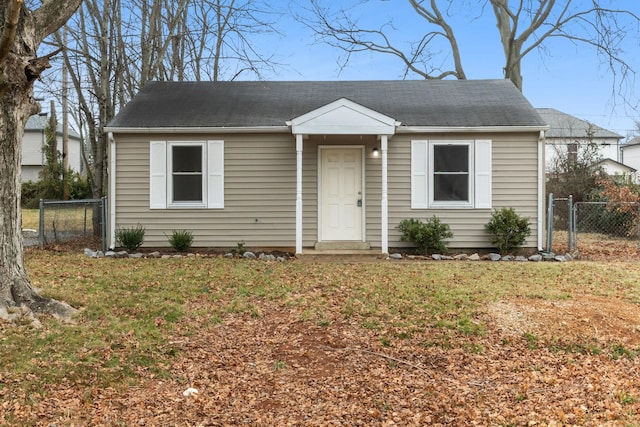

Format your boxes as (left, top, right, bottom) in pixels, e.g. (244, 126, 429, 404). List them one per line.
(149, 140, 224, 209)
(410, 139, 491, 209)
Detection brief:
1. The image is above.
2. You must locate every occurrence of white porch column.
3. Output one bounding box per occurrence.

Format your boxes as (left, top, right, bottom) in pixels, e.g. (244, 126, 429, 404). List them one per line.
(381, 135, 389, 254)
(295, 134, 303, 254)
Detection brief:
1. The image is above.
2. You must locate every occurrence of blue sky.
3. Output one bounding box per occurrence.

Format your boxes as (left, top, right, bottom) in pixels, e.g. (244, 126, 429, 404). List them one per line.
(261, 1, 640, 139)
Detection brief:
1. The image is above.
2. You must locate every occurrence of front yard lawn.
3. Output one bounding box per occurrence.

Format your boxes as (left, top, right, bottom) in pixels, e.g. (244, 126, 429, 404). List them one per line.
(2, 250, 640, 425)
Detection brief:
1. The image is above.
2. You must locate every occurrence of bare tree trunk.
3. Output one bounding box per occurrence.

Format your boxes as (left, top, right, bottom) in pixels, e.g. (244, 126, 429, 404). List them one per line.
(0, 0, 82, 322)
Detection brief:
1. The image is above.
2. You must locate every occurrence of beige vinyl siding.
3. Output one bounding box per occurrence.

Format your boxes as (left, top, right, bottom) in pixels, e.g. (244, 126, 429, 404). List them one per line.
(388, 132, 541, 250)
(364, 148, 382, 247)
(115, 133, 297, 249)
(114, 130, 540, 251)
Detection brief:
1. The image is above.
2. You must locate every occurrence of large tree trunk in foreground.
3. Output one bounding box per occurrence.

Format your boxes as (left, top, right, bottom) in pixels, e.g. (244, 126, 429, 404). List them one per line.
(0, 0, 82, 322)
(0, 84, 76, 322)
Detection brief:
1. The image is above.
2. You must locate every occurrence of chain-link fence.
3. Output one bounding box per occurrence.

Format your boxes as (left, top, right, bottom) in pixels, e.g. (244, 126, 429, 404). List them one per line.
(38, 198, 107, 251)
(547, 193, 640, 258)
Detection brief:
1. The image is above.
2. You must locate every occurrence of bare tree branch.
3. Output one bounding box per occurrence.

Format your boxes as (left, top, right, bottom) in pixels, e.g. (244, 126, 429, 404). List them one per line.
(32, 0, 83, 44)
(303, 0, 465, 79)
(300, 0, 638, 98)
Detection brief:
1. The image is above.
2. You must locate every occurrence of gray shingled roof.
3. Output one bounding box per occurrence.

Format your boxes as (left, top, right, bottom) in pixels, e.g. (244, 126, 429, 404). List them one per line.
(536, 108, 622, 140)
(622, 136, 640, 148)
(107, 80, 546, 130)
(25, 114, 81, 139)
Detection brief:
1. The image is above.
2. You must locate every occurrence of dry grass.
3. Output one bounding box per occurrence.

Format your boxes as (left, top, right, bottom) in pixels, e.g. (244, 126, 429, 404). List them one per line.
(2, 251, 640, 425)
(21, 208, 39, 230)
(552, 230, 640, 261)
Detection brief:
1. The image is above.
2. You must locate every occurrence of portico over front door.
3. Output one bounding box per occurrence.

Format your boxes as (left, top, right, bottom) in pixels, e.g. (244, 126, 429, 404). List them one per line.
(319, 147, 364, 242)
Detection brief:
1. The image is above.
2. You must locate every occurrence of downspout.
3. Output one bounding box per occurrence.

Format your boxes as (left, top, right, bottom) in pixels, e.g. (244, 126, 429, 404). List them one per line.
(108, 132, 116, 250)
(537, 130, 545, 251)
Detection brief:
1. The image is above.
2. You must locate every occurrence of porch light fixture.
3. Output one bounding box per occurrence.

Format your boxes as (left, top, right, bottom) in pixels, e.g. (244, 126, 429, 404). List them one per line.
(372, 147, 380, 157)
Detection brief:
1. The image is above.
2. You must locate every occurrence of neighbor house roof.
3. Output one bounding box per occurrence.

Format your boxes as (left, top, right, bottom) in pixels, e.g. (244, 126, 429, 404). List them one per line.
(106, 79, 547, 131)
(596, 158, 637, 172)
(25, 114, 81, 139)
(621, 136, 640, 149)
(536, 108, 622, 140)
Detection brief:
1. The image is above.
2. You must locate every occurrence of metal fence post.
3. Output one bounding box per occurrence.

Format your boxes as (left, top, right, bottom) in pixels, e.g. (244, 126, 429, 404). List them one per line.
(102, 197, 108, 252)
(567, 195, 573, 252)
(546, 193, 554, 252)
(38, 198, 44, 249)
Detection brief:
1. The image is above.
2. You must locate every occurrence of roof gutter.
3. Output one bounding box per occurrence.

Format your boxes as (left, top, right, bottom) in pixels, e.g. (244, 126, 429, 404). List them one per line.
(103, 126, 292, 134)
(104, 124, 549, 135)
(397, 125, 549, 134)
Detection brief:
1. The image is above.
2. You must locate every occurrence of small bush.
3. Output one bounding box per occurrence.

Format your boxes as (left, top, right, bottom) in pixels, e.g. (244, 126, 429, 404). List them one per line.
(116, 224, 145, 251)
(397, 216, 453, 255)
(484, 207, 531, 254)
(167, 229, 193, 252)
(231, 241, 246, 255)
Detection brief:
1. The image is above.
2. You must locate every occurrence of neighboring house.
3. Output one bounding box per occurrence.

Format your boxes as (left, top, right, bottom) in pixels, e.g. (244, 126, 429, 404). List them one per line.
(595, 158, 637, 183)
(22, 114, 83, 183)
(620, 137, 640, 181)
(105, 79, 548, 254)
(537, 108, 623, 171)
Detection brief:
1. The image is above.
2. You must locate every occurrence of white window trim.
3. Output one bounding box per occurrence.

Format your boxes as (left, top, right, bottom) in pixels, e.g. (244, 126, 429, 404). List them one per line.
(168, 141, 207, 208)
(429, 140, 474, 209)
(411, 139, 491, 210)
(149, 140, 224, 209)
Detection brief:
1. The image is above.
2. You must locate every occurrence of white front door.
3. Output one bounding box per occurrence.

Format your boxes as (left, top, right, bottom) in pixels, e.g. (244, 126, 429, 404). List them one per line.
(320, 147, 363, 241)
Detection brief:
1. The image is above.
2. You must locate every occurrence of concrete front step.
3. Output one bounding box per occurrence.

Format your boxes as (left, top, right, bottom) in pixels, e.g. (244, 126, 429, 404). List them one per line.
(297, 249, 386, 262)
(314, 241, 371, 251)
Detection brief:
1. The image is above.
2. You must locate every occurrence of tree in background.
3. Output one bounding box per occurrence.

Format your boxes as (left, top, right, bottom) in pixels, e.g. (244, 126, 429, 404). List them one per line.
(38, 109, 65, 201)
(20, 107, 91, 209)
(546, 127, 603, 204)
(303, 0, 638, 92)
(0, 0, 82, 322)
(38, 0, 280, 205)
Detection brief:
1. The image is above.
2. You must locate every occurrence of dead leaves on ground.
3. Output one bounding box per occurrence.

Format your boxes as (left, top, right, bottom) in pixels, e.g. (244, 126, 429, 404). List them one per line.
(4, 255, 640, 425)
(3, 301, 640, 426)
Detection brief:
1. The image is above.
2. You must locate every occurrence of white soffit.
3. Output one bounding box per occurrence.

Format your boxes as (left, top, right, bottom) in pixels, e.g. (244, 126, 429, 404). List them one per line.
(289, 98, 398, 135)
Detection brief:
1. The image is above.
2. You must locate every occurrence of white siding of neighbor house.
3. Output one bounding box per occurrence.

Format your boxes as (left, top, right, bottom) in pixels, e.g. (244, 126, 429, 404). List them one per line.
(21, 130, 83, 183)
(621, 144, 640, 179)
(112, 131, 541, 250)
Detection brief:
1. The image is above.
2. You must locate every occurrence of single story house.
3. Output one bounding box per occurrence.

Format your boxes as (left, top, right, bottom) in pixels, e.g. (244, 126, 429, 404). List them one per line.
(22, 114, 83, 182)
(105, 79, 548, 254)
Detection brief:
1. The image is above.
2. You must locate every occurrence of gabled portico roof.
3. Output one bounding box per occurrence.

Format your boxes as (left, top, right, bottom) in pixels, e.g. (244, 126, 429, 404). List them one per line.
(288, 98, 398, 135)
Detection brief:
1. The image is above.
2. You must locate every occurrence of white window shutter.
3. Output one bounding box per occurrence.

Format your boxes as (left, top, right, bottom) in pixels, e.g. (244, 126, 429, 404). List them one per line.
(207, 140, 224, 208)
(149, 141, 167, 209)
(411, 140, 428, 209)
(475, 139, 492, 209)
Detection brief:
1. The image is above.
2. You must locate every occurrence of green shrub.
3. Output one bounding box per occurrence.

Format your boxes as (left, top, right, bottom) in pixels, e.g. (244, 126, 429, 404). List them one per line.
(21, 180, 40, 209)
(67, 172, 92, 200)
(397, 217, 453, 255)
(116, 224, 145, 251)
(484, 207, 531, 254)
(20, 173, 92, 208)
(167, 229, 193, 252)
(231, 241, 247, 255)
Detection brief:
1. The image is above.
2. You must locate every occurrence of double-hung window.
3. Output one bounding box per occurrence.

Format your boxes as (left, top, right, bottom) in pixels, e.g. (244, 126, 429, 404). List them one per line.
(411, 139, 491, 209)
(149, 140, 224, 209)
(171, 144, 204, 204)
